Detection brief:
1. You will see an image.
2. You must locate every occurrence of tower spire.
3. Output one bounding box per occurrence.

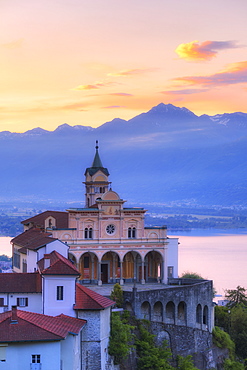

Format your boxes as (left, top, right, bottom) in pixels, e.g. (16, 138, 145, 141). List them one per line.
(91, 140, 103, 168)
(84, 142, 111, 207)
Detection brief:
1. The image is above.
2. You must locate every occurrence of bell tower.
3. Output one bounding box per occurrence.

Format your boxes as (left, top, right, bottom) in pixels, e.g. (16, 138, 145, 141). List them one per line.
(84, 141, 111, 207)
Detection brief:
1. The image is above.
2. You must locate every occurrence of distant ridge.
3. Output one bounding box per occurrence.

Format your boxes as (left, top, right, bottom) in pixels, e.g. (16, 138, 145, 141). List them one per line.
(1, 103, 247, 207)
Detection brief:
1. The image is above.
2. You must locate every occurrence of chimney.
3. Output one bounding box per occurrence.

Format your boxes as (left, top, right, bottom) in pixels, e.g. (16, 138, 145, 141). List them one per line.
(44, 254, 50, 269)
(11, 306, 18, 323)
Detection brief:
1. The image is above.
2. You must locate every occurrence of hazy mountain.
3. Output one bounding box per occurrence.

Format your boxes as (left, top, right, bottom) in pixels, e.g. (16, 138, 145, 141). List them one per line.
(1, 103, 247, 208)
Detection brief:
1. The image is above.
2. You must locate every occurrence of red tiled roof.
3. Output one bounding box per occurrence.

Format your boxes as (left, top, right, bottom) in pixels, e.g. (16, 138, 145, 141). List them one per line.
(21, 211, 68, 229)
(0, 272, 42, 293)
(0, 309, 86, 342)
(38, 250, 80, 276)
(12, 228, 57, 251)
(74, 283, 114, 310)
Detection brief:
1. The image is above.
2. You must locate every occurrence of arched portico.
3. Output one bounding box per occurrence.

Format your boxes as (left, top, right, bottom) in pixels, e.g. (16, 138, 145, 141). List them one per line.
(79, 252, 99, 283)
(100, 251, 121, 284)
(144, 251, 163, 283)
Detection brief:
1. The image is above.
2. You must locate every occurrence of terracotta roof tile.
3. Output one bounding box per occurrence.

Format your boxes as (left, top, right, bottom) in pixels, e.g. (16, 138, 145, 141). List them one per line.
(12, 228, 57, 251)
(0, 308, 86, 342)
(74, 284, 114, 310)
(21, 211, 68, 229)
(38, 250, 80, 276)
(0, 272, 42, 293)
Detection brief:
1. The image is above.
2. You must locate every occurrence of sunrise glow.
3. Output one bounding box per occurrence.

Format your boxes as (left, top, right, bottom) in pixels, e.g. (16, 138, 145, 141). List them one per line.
(1, 0, 247, 132)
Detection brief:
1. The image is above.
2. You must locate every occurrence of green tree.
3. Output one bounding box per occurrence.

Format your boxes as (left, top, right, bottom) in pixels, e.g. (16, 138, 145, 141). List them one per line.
(223, 358, 244, 370)
(214, 305, 230, 332)
(176, 355, 199, 370)
(230, 304, 247, 359)
(135, 321, 173, 370)
(108, 312, 133, 365)
(180, 272, 203, 279)
(212, 326, 235, 360)
(110, 283, 124, 308)
(225, 286, 247, 308)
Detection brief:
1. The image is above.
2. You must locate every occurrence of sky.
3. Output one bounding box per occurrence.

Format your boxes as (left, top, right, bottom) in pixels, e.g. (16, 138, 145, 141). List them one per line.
(1, 0, 247, 132)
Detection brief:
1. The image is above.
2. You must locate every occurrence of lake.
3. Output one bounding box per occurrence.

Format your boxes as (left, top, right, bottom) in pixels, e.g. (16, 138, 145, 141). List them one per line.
(169, 229, 247, 298)
(1, 230, 247, 297)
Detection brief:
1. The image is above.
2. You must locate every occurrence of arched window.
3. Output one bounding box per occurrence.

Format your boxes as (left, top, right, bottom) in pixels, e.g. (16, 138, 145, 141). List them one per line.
(166, 301, 175, 322)
(128, 227, 136, 239)
(141, 301, 151, 320)
(203, 305, 209, 325)
(178, 301, 186, 323)
(196, 304, 202, 324)
(153, 301, 163, 322)
(85, 227, 93, 239)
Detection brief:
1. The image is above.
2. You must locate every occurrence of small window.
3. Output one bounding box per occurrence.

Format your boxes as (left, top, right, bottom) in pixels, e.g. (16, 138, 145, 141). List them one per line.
(0, 298, 4, 307)
(168, 266, 174, 278)
(85, 227, 93, 239)
(128, 227, 136, 239)
(0, 345, 7, 362)
(17, 297, 28, 307)
(57, 286, 64, 301)
(32, 355, 41, 363)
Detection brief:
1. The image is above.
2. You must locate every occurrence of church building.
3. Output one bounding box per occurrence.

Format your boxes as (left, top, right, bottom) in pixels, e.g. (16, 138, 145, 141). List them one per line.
(15, 142, 179, 286)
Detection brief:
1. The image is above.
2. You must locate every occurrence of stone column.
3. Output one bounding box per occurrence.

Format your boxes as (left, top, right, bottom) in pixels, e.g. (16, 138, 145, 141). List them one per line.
(162, 248, 168, 284)
(141, 260, 145, 285)
(133, 254, 137, 282)
(91, 255, 95, 282)
(120, 261, 124, 286)
(97, 260, 102, 286)
(112, 254, 116, 283)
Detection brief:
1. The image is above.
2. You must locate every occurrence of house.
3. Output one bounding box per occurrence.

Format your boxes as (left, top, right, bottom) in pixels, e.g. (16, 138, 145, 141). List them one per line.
(0, 306, 86, 370)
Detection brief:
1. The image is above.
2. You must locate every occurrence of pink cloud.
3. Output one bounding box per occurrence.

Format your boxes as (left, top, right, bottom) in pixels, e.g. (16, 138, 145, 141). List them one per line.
(174, 61, 247, 87)
(160, 88, 208, 95)
(175, 40, 241, 61)
(110, 93, 133, 97)
(102, 105, 124, 109)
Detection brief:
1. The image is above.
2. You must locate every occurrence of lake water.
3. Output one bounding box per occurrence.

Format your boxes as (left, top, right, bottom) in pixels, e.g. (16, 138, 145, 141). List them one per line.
(169, 229, 247, 298)
(1, 230, 247, 297)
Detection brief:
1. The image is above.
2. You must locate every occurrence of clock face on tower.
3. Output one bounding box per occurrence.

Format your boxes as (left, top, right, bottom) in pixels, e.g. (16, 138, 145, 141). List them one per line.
(106, 224, 115, 235)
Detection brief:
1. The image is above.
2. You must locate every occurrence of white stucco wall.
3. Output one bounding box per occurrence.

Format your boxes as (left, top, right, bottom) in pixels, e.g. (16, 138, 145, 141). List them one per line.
(27, 249, 39, 272)
(167, 237, 179, 278)
(2, 341, 61, 370)
(45, 240, 69, 258)
(0, 293, 42, 313)
(61, 333, 82, 370)
(42, 276, 76, 316)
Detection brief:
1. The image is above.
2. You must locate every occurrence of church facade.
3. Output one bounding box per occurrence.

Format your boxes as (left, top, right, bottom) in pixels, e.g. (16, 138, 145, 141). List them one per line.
(19, 142, 178, 286)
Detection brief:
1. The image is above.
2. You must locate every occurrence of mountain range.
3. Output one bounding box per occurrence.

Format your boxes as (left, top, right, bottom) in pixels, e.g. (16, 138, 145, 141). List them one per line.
(1, 103, 247, 208)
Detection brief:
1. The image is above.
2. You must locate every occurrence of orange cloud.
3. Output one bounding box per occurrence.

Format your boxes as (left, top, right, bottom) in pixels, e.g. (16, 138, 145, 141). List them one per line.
(174, 61, 247, 86)
(2, 38, 24, 49)
(175, 40, 241, 61)
(108, 68, 156, 77)
(72, 81, 117, 91)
